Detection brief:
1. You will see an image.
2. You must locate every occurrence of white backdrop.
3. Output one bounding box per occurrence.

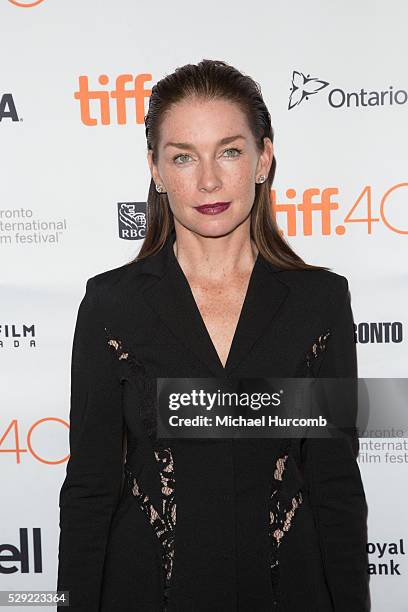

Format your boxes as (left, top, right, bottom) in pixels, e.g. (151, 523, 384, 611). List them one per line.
(1, 1, 407, 610)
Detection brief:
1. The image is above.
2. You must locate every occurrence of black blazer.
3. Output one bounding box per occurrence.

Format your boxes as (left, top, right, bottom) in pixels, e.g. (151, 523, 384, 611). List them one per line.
(57, 229, 370, 612)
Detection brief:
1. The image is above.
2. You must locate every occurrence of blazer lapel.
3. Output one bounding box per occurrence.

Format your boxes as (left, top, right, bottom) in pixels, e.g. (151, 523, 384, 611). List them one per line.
(225, 257, 290, 373)
(135, 230, 290, 377)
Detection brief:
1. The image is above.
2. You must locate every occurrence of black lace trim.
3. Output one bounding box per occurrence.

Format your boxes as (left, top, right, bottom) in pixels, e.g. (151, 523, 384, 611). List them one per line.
(268, 330, 330, 602)
(305, 328, 331, 370)
(104, 328, 175, 606)
(104, 327, 158, 438)
(268, 440, 303, 603)
(124, 443, 176, 605)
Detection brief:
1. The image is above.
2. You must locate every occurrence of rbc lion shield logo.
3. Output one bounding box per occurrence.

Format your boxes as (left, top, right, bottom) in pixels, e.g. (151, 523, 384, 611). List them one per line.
(117, 202, 146, 240)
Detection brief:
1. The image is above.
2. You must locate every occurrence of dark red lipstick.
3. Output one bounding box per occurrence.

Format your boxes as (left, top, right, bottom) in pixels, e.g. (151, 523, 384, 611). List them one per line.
(194, 202, 231, 215)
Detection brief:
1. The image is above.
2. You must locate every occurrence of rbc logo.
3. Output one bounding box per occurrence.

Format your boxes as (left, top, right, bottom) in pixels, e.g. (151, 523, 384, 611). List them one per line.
(118, 202, 146, 240)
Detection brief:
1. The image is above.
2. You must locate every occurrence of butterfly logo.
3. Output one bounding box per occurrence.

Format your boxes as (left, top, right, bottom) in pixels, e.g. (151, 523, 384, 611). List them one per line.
(288, 71, 330, 110)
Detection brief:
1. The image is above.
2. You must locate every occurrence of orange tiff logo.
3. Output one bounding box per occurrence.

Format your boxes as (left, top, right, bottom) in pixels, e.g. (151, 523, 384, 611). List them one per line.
(74, 73, 152, 126)
(271, 183, 408, 236)
(0, 418, 69, 465)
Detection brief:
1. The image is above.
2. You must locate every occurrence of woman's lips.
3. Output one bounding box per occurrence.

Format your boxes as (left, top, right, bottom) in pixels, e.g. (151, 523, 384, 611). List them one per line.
(194, 202, 231, 215)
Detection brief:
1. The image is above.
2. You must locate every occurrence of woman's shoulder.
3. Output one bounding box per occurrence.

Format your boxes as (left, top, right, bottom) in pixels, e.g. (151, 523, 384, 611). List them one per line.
(85, 259, 147, 297)
(273, 265, 351, 301)
(79, 260, 151, 325)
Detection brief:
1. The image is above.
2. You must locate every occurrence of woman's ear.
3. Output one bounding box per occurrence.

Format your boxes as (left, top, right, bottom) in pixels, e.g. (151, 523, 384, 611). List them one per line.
(256, 137, 274, 179)
(147, 149, 164, 188)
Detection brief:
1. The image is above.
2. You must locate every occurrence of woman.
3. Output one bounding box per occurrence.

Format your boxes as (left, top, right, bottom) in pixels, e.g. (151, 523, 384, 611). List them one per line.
(57, 59, 370, 611)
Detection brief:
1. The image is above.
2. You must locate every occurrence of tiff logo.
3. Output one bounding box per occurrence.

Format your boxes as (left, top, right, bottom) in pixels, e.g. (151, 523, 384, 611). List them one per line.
(271, 187, 340, 236)
(74, 74, 152, 125)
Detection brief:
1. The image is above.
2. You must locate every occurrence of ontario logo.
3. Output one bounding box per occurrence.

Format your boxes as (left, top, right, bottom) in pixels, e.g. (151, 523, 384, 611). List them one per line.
(289, 70, 408, 110)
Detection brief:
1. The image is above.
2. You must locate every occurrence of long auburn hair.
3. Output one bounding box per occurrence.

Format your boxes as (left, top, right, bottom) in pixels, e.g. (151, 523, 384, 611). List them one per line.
(129, 58, 330, 272)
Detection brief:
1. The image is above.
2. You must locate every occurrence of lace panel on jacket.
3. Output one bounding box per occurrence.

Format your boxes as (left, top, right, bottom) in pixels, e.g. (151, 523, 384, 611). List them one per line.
(124, 446, 176, 590)
(268, 330, 330, 600)
(105, 328, 176, 605)
(268, 444, 303, 600)
(305, 328, 331, 370)
(105, 327, 158, 438)
(270, 453, 303, 546)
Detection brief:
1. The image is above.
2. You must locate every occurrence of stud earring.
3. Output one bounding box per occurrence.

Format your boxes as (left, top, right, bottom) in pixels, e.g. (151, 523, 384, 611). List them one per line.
(257, 175, 266, 184)
(155, 184, 165, 193)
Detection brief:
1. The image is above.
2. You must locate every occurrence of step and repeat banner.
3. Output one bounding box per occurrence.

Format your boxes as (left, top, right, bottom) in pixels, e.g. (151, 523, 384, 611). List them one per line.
(1, 1, 407, 610)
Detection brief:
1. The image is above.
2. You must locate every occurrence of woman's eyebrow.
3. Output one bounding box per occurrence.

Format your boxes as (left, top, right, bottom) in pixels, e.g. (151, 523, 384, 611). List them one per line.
(164, 134, 246, 150)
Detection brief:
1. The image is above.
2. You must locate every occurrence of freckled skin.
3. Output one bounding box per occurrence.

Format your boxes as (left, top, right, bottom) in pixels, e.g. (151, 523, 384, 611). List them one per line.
(148, 97, 272, 241)
(146, 97, 274, 367)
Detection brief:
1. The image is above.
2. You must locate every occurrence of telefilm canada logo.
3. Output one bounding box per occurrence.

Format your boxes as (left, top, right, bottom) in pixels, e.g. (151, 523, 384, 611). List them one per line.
(288, 70, 408, 110)
(0, 323, 36, 348)
(117, 202, 146, 240)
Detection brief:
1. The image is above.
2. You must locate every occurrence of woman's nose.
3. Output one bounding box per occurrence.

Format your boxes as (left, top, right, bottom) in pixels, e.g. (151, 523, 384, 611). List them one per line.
(196, 161, 222, 192)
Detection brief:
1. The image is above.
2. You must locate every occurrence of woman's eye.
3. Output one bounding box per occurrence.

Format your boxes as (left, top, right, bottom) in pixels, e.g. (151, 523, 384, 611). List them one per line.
(173, 147, 242, 165)
(223, 147, 242, 158)
(173, 153, 192, 164)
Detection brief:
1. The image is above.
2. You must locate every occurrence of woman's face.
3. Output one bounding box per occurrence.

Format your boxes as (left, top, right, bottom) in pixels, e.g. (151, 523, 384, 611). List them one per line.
(147, 97, 273, 238)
